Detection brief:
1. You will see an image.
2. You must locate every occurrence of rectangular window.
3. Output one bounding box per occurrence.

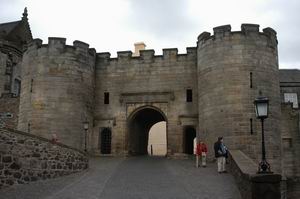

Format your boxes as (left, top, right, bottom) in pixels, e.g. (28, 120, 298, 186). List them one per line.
(186, 89, 192, 102)
(104, 92, 109, 104)
(14, 79, 21, 96)
(284, 93, 298, 108)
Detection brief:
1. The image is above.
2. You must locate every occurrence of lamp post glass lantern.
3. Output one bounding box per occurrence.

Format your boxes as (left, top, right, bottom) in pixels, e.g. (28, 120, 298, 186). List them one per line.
(83, 121, 89, 131)
(254, 97, 272, 173)
(254, 97, 269, 119)
(83, 121, 89, 152)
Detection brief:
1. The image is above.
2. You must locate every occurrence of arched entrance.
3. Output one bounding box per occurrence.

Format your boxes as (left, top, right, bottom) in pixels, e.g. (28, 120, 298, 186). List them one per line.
(183, 126, 196, 155)
(127, 106, 167, 156)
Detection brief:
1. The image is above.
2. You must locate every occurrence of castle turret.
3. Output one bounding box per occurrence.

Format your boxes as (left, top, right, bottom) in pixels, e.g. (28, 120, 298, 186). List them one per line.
(18, 37, 96, 149)
(197, 24, 281, 172)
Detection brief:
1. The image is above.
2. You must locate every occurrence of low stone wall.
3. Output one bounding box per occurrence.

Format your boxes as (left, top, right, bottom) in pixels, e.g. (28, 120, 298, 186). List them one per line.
(0, 128, 88, 189)
(228, 150, 281, 199)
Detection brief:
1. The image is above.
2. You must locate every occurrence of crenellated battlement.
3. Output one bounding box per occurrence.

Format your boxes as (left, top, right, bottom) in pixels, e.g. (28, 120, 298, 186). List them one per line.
(140, 49, 155, 60)
(48, 37, 66, 48)
(96, 47, 196, 66)
(117, 51, 132, 61)
(162, 48, 178, 60)
(28, 38, 43, 48)
(213, 25, 232, 39)
(241, 24, 259, 34)
(197, 24, 278, 48)
(26, 37, 96, 58)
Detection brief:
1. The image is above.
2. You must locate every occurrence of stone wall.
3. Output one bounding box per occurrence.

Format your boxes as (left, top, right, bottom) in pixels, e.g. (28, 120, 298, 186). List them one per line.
(0, 94, 20, 129)
(0, 128, 88, 189)
(286, 177, 300, 199)
(280, 104, 300, 198)
(94, 48, 198, 155)
(197, 24, 282, 173)
(228, 150, 282, 199)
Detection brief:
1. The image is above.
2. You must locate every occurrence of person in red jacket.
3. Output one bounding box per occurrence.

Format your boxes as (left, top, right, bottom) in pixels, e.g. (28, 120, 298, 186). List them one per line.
(195, 140, 208, 167)
(199, 141, 208, 167)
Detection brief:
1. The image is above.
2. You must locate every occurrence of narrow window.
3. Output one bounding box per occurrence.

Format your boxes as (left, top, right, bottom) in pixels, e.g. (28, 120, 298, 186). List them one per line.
(30, 79, 33, 92)
(28, 123, 31, 133)
(250, 72, 253, 88)
(104, 92, 109, 104)
(250, 118, 253, 135)
(186, 89, 192, 102)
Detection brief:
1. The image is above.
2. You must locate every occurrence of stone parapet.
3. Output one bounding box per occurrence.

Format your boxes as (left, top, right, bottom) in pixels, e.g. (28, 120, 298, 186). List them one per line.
(228, 150, 282, 199)
(26, 37, 96, 59)
(0, 128, 88, 189)
(95, 47, 197, 68)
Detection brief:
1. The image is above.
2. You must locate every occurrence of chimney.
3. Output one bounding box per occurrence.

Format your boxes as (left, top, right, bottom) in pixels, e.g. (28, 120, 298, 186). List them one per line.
(133, 42, 146, 57)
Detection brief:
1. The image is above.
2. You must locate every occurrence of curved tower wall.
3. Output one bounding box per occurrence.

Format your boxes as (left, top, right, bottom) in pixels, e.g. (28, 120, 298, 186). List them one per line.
(197, 24, 281, 172)
(18, 38, 96, 149)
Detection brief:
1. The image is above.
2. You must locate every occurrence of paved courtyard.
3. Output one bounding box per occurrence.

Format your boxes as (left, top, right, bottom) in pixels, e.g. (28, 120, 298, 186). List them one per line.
(0, 156, 241, 199)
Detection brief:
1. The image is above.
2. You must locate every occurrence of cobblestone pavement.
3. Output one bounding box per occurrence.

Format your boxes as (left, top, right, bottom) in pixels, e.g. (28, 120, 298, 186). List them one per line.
(0, 156, 241, 199)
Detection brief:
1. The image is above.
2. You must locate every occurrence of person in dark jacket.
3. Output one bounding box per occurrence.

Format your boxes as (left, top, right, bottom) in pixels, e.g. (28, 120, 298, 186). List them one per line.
(214, 137, 227, 173)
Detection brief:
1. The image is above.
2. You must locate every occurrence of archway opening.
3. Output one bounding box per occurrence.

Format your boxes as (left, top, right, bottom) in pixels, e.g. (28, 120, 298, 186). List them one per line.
(148, 121, 167, 156)
(183, 126, 196, 155)
(127, 107, 167, 156)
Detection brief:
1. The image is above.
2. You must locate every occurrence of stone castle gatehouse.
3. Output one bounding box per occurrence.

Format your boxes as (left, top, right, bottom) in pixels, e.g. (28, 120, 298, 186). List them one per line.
(1, 10, 300, 192)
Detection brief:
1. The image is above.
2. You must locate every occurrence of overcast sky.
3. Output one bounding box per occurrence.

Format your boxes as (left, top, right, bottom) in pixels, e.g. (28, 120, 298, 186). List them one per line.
(0, 0, 299, 68)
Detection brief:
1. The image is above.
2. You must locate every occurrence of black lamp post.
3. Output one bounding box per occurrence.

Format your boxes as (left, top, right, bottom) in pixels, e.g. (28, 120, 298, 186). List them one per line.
(254, 97, 272, 173)
(83, 120, 89, 152)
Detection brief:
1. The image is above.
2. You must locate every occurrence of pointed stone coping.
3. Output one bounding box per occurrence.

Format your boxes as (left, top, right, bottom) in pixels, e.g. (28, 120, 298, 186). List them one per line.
(230, 150, 258, 175)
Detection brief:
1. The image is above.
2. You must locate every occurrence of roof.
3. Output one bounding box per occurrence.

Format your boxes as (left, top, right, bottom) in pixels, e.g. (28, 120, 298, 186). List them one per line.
(0, 21, 21, 35)
(0, 8, 33, 46)
(279, 69, 300, 82)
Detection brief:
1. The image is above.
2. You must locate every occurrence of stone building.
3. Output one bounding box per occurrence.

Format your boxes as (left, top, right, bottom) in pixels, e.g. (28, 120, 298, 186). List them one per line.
(0, 8, 32, 129)
(1, 8, 300, 196)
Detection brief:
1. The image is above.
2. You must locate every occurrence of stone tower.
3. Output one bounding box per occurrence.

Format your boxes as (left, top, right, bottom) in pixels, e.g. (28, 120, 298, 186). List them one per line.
(197, 24, 281, 172)
(18, 38, 96, 148)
